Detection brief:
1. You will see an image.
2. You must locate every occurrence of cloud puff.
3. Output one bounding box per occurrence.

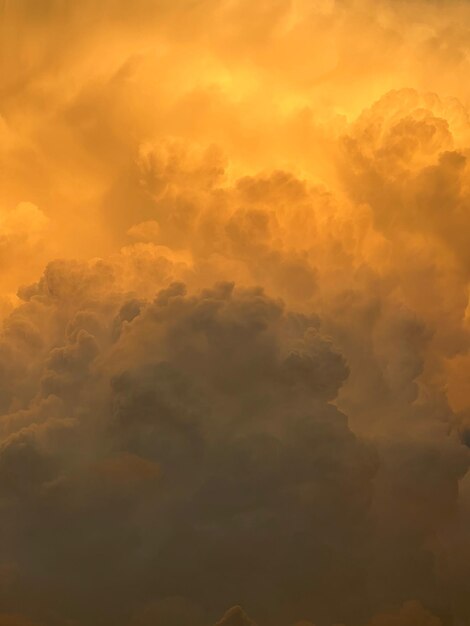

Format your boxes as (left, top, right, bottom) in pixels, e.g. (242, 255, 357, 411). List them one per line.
(0, 251, 466, 624)
(215, 606, 257, 626)
(0, 266, 379, 625)
(366, 600, 441, 626)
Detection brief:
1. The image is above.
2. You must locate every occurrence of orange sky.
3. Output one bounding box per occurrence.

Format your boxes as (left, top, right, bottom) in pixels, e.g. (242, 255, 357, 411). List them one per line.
(2, 1, 470, 625)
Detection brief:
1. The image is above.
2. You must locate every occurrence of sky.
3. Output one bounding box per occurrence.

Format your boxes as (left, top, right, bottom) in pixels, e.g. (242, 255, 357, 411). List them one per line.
(2, 0, 470, 625)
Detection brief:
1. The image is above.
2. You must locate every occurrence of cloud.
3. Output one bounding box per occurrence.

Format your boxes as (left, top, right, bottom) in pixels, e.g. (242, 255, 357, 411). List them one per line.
(215, 606, 257, 626)
(3, 0, 470, 625)
(0, 268, 378, 625)
(366, 600, 442, 626)
(0, 617, 39, 626)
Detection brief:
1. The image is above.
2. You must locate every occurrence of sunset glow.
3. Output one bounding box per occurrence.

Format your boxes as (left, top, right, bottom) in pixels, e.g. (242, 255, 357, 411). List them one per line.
(1, 1, 470, 625)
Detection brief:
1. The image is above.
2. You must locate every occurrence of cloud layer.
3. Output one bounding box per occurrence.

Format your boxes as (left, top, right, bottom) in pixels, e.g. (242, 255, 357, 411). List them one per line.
(2, 1, 470, 625)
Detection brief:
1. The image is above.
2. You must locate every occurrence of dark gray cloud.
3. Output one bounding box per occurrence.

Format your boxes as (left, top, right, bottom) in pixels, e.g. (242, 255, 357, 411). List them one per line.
(0, 269, 378, 625)
(0, 255, 465, 625)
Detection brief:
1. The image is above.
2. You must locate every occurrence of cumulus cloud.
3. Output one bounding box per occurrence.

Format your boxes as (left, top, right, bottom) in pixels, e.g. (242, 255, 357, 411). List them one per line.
(2, 0, 470, 625)
(215, 606, 258, 626)
(0, 268, 378, 625)
(366, 601, 442, 626)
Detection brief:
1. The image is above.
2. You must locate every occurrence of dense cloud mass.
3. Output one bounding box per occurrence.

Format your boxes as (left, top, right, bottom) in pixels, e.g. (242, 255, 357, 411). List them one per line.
(2, 0, 470, 625)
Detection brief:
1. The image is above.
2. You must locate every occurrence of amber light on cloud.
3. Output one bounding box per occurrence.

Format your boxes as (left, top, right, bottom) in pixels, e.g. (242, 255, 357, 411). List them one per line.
(2, 1, 470, 625)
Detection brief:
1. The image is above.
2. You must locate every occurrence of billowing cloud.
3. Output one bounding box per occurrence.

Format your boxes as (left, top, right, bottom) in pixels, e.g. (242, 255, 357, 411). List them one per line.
(2, 0, 470, 625)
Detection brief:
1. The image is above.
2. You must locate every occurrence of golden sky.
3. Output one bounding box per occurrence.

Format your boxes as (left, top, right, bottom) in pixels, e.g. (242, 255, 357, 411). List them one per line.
(2, 1, 470, 625)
